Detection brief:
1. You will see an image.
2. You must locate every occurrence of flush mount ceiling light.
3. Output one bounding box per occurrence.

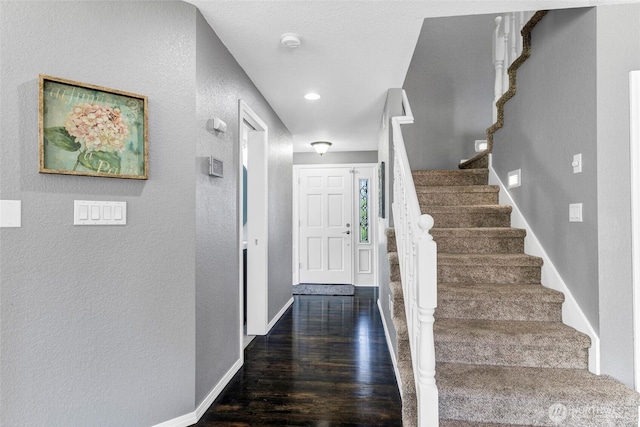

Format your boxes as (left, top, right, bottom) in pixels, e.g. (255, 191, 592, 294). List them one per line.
(311, 141, 332, 156)
(304, 92, 321, 101)
(280, 33, 301, 49)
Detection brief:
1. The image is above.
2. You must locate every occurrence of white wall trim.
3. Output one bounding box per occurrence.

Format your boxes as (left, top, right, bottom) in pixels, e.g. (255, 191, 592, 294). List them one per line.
(151, 358, 243, 427)
(194, 358, 243, 420)
(239, 100, 270, 336)
(488, 154, 601, 373)
(267, 297, 294, 332)
(378, 298, 402, 396)
(151, 412, 197, 427)
(629, 70, 640, 392)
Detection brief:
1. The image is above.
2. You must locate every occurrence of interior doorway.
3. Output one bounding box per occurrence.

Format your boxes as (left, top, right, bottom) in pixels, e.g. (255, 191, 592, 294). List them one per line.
(238, 100, 269, 348)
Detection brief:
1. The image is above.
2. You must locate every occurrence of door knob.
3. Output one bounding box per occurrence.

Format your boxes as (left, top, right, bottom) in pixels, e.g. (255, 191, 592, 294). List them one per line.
(343, 230, 351, 235)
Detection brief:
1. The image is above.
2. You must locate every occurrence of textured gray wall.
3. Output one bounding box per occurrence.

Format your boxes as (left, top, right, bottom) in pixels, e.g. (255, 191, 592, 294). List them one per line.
(0, 2, 197, 425)
(596, 4, 640, 387)
(293, 151, 378, 165)
(402, 14, 495, 171)
(195, 11, 292, 404)
(493, 9, 600, 332)
(0, 2, 294, 425)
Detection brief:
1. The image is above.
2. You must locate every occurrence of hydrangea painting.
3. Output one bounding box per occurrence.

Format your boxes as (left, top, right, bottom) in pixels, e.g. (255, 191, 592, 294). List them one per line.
(39, 75, 148, 179)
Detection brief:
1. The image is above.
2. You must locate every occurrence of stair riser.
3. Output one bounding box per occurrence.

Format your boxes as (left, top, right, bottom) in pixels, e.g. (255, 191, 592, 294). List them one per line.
(439, 398, 638, 427)
(435, 343, 588, 369)
(434, 236, 524, 254)
(412, 172, 488, 187)
(438, 265, 541, 284)
(435, 301, 562, 322)
(390, 262, 400, 282)
(417, 192, 498, 207)
(460, 155, 488, 169)
(387, 238, 397, 253)
(426, 212, 511, 228)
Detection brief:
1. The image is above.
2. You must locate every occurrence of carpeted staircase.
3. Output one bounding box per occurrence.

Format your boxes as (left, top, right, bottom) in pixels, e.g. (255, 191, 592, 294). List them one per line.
(387, 166, 640, 426)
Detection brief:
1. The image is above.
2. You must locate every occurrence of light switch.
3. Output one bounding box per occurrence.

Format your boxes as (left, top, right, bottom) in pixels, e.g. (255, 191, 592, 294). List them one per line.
(79, 205, 89, 220)
(74, 200, 126, 225)
(0, 200, 21, 228)
(569, 203, 583, 222)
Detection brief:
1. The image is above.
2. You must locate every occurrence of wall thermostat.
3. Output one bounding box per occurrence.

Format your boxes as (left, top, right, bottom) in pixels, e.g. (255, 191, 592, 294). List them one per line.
(209, 157, 223, 177)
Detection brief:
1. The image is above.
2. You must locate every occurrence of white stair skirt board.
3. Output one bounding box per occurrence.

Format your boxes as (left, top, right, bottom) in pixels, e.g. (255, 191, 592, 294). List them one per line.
(292, 283, 355, 295)
(378, 298, 403, 396)
(488, 154, 601, 373)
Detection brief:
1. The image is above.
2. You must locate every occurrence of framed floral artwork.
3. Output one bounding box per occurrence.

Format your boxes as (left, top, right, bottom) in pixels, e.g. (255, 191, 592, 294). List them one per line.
(39, 75, 148, 179)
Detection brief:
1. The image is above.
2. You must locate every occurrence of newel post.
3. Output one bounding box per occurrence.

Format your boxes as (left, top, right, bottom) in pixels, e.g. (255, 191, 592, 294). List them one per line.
(415, 214, 438, 426)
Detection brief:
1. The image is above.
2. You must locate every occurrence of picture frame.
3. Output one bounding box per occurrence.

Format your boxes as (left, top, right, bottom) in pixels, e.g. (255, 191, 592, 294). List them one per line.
(39, 75, 148, 179)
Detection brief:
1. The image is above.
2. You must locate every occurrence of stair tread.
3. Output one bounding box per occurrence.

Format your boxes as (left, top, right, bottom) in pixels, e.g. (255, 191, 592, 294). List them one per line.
(438, 283, 563, 303)
(431, 227, 525, 237)
(436, 363, 640, 406)
(426, 205, 512, 213)
(413, 169, 487, 175)
(441, 421, 532, 427)
(438, 253, 543, 266)
(434, 319, 590, 347)
(415, 185, 499, 194)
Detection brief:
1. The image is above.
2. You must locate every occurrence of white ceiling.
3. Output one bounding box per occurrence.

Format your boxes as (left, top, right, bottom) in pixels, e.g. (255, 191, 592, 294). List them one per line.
(186, 0, 634, 153)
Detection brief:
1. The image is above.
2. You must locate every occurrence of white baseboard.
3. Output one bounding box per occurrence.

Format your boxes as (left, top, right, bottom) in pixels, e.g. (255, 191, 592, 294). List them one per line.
(267, 297, 294, 332)
(488, 155, 601, 373)
(152, 412, 198, 427)
(195, 358, 243, 420)
(151, 358, 243, 427)
(378, 298, 403, 395)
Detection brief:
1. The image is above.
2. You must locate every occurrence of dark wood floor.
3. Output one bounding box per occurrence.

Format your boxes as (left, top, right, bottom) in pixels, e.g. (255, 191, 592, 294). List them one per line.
(196, 287, 403, 426)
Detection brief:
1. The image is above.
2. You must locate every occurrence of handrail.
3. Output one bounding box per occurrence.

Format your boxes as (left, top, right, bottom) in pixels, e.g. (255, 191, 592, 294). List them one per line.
(391, 90, 439, 426)
(460, 10, 548, 169)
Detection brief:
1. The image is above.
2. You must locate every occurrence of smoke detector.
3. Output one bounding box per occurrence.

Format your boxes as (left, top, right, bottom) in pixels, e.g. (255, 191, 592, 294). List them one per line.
(281, 33, 301, 49)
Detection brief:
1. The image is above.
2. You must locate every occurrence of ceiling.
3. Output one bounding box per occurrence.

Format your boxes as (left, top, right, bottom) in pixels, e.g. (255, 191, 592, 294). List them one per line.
(186, 0, 634, 153)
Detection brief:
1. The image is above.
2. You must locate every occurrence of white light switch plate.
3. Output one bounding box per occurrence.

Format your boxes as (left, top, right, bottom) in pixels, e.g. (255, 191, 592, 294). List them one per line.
(0, 200, 21, 228)
(74, 200, 126, 225)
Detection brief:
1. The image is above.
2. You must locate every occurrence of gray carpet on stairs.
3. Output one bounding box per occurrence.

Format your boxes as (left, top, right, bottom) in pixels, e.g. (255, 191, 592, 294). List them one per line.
(386, 168, 640, 426)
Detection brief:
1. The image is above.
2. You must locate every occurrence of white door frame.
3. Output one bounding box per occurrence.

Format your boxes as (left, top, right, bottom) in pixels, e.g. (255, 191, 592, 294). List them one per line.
(239, 100, 269, 342)
(293, 163, 378, 287)
(629, 71, 640, 392)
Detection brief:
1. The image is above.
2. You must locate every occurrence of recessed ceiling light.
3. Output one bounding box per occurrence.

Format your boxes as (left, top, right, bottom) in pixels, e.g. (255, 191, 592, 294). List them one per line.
(304, 93, 321, 101)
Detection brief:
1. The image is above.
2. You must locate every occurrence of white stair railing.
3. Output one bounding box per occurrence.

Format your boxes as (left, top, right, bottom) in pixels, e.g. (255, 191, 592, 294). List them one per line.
(492, 12, 533, 122)
(391, 90, 439, 427)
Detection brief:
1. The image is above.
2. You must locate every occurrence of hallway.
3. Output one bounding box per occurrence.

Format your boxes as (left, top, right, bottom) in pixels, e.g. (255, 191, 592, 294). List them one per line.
(196, 287, 403, 426)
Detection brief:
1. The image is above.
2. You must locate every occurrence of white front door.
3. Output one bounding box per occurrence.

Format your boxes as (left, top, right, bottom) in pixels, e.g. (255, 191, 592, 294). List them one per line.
(299, 167, 353, 284)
